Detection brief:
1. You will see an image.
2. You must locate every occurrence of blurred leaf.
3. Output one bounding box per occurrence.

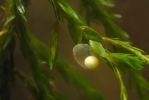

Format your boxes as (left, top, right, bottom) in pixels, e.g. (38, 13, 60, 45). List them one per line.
(81, 26, 104, 42)
(23, 0, 31, 7)
(28, 32, 69, 100)
(3, 27, 15, 50)
(4, 15, 15, 26)
(16, 25, 56, 100)
(0, 1, 16, 99)
(14, 1, 56, 95)
(104, 21, 129, 39)
(0, 38, 16, 100)
(53, 91, 68, 100)
(48, 0, 60, 21)
(56, 58, 104, 100)
(89, 40, 106, 58)
(16, 0, 27, 21)
(85, 11, 94, 25)
(48, 21, 59, 70)
(95, 0, 114, 7)
(29, 33, 104, 100)
(15, 70, 40, 100)
(109, 13, 122, 19)
(28, 34, 48, 59)
(82, 0, 129, 40)
(0, 1, 15, 51)
(0, 51, 7, 88)
(129, 71, 149, 100)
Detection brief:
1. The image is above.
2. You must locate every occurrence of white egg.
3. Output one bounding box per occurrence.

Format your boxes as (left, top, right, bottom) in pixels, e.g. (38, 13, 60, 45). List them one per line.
(84, 56, 99, 69)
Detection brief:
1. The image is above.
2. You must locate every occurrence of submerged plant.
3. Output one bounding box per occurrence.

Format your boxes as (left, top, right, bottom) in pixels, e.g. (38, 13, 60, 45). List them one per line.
(0, 0, 149, 100)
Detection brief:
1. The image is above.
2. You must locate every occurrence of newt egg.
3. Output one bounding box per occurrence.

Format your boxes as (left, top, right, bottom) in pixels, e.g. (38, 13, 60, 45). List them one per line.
(84, 56, 99, 69)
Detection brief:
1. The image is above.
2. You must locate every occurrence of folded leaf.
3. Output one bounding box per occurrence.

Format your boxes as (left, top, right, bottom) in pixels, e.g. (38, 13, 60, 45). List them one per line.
(89, 40, 106, 58)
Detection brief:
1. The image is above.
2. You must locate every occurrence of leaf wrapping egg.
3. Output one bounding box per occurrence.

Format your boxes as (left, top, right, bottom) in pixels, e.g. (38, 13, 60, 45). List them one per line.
(73, 44, 99, 69)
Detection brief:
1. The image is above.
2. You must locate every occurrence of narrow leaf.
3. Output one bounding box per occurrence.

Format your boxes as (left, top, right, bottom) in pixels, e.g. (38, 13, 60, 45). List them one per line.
(108, 53, 144, 70)
(4, 15, 15, 26)
(81, 26, 104, 42)
(16, 0, 27, 21)
(49, 0, 60, 21)
(113, 66, 127, 100)
(103, 37, 149, 64)
(68, 20, 83, 44)
(102, 57, 127, 100)
(49, 21, 59, 70)
(95, 0, 114, 7)
(58, 0, 86, 25)
(15, 70, 40, 100)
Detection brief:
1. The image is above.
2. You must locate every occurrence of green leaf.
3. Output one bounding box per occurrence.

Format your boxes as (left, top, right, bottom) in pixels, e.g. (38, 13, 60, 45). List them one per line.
(53, 91, 68, 100)
(58, 0, 86, 25)
(103, 37, 149, 64)
(68, 20, 83, 44)
(101, 57, 127, 100)
(3, 27, 15, 50)
(4, 14, 15, 26)
(15, 70, 40, 100)
(129, 71, 149, 100)
(56, 58, 104, 100)
(68, 23, 104, 44)
(113, 66, 127, 100)
(16, 22, 55, 100)
(95, 0, 114, 7)
(0, 38, 16, 100)
(89, 40, 106, 58)
(48, 0, 60, 21)
(82, 0, 129, 40)
(81, 26, 104, 42)
(85, 11, 94, 25)
(103, 37, 144, 53)
(48, 22, 59, 70)
(29, 33, 104, 100)
(108, 53, 144, 70)
(16, 0, 27, 21)
(0, 1, 15, 51)
(109, 13, 122, 19)
(28, 34, 48, 59)
(104, 21, 129, 39)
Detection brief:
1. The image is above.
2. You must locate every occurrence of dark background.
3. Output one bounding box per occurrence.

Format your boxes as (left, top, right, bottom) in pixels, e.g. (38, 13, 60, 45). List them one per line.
(1, 0, 149, 100)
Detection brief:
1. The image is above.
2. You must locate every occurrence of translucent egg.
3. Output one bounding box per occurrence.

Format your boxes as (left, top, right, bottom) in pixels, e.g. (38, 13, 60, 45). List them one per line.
(73, 44, 99, 69)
